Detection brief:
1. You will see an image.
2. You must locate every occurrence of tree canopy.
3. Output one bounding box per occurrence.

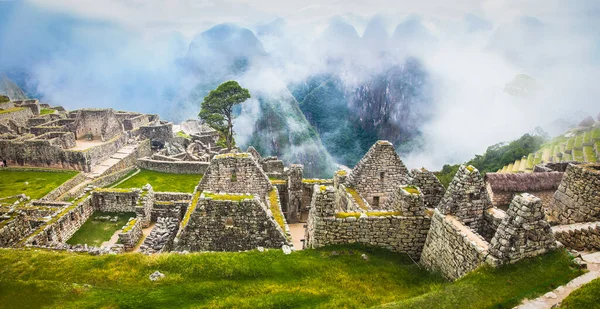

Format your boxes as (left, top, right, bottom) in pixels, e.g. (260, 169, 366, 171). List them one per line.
(199, 81, 250, 150)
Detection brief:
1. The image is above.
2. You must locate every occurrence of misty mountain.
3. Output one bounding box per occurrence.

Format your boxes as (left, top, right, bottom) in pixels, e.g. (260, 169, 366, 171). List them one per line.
(361, 15, 389, 47)
(291, 57, 432, 167)
(187, 23, 267, 76)
(0, 76, 28, 100)
(392, 16, 437, 50)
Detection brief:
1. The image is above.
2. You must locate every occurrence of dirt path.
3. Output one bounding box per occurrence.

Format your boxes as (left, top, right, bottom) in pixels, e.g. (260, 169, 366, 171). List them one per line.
(515, 251, 600, 309)
(288, 223, 305, 250)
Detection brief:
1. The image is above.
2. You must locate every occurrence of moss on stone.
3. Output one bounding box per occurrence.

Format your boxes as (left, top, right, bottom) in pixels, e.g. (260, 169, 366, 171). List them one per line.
(0, 107, 25, 115)
(345, 187, 368, 210)
(268, 189, 286, 233)
(203, 192, 254, 201)
(335, 211, 402, 219)
(402, 186, 420, 195)
(121, 218, 137, 233)
(181, 191, 201, 228)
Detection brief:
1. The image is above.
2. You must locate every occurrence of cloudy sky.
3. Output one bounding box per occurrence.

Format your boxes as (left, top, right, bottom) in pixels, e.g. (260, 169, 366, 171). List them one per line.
(24, 0, 592, 38)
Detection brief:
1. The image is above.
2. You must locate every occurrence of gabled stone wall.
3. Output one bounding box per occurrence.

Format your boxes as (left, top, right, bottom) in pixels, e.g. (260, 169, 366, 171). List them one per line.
(346, 141, 410, 207)
(437, 165, 491, 231)
(489, 193, 557, 263)
(197, 153, 273, 199)
(548, 163, 600, 224)
(410, 168, 445, 208)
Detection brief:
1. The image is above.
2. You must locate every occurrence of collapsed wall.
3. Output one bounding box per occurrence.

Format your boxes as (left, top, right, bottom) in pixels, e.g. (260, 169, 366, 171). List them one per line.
(548, 163, 600, 224)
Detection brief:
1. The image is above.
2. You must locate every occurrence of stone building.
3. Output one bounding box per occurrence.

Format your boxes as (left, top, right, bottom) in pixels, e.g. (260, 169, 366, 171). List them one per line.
(71, 109, 124, 141)
(484, 172, 563, 209)
(345, 141, 410, 208)
(410, 168, 445, 208)
(420, 166, 557, 280)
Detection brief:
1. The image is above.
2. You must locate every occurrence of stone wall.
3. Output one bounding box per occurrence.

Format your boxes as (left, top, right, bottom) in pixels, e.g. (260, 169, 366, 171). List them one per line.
(553, 221, 600, 251)
(489, 193, 557, 263)
(0, 139, 88, 170)
(548, 164, 600, 224)
(118, 217, 142, 251)
(383, 185, 427, 216)
(137, 158, 208, 174)
(304, 185, 431, 259)
(140, 217, 179, 253)
(42, 172, 86, 201)
(138, 122, 173, 144)
(101, 139, 152, 176)
(346, 141, 410, 207)
(27, 196, 94, 246)
(151, 202, 184, 222)
(437, 165, 491, 232)
(135, 186, 154, 228)
(72, 109, 124, 141)
(197, 153, 273, 198)
(410, 168, 445, 208)
(91, 190, 139, 213)
(0, 107, 33, 127)
(420, 209, 496, 280)
(174, 195, 289, 252)
(0, 213, 31, 247)
(287, 164, 303, 223)
(480, 208, 506, 242)
(123, 114, 150, 131)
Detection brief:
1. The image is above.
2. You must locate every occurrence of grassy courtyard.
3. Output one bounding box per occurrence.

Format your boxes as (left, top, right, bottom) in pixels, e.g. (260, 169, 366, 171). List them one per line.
(66, 212, 136, 247)
(0, 246, 582, 309)
(0, 168, 78, 200)
(112, 169, 202, 193)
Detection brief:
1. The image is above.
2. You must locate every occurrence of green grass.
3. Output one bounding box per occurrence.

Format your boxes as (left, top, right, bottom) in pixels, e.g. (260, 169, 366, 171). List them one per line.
(0, 107, 25, 115)
(0, 247, 581, 309)
(583, 146, 597, 163)
(176, 130, 191, 139)
(40, 108, 55, 115)
(574, 134, 584, 149)
(66, 212, 135, 247)
(113, 169, 202, 193)
(0, 168, 78, 199)
(573, 149, 585, 161)
(591, 128, 600, 141)
(566, 137, 575, 151)
(377, 250, 582, 309)
(561, 277, 600, 308)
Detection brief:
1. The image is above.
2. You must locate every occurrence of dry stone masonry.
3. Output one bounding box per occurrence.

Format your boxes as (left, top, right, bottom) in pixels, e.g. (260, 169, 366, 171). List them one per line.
(548, 163, 600, 224)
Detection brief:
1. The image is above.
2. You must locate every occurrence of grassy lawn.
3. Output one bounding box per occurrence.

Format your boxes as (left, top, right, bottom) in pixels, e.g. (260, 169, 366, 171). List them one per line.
(112, 169, 202, 193)
(66, 212, 136, 247)
(561, 277, 600, 308)
(0, 246, 582, 309)
(0, 168, 78, 199)
(40, 108, 56, 115)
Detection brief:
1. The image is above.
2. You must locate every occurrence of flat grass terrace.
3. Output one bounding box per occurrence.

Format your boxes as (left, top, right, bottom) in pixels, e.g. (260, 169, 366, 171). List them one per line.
(0, 168, 79, 200)
(0, 246, 583, 309)
(111, 169, 203, 193)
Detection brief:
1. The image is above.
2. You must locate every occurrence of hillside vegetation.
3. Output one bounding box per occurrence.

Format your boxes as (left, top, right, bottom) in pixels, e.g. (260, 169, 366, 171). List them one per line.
(0, 246, 581, 308)
(436, 118, 600, 187)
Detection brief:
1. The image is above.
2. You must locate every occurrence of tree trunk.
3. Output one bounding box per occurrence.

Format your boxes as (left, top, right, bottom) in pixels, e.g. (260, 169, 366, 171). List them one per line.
(227, 115, 233, 150)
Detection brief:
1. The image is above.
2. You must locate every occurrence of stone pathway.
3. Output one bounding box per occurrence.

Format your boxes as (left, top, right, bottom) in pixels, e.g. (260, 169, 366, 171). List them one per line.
(88, 144, 139, 178)
(288, 223, 306, 250)
(101, 228, 123, 248)
(514, 251, 600, 309)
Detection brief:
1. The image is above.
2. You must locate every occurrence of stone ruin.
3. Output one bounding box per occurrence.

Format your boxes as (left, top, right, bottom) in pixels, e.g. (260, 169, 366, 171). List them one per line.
(1, 97, 599, 282)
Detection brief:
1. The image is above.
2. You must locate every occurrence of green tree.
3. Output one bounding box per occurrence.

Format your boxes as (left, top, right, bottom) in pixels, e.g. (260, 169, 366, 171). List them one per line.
(199, 81, 251, 150)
